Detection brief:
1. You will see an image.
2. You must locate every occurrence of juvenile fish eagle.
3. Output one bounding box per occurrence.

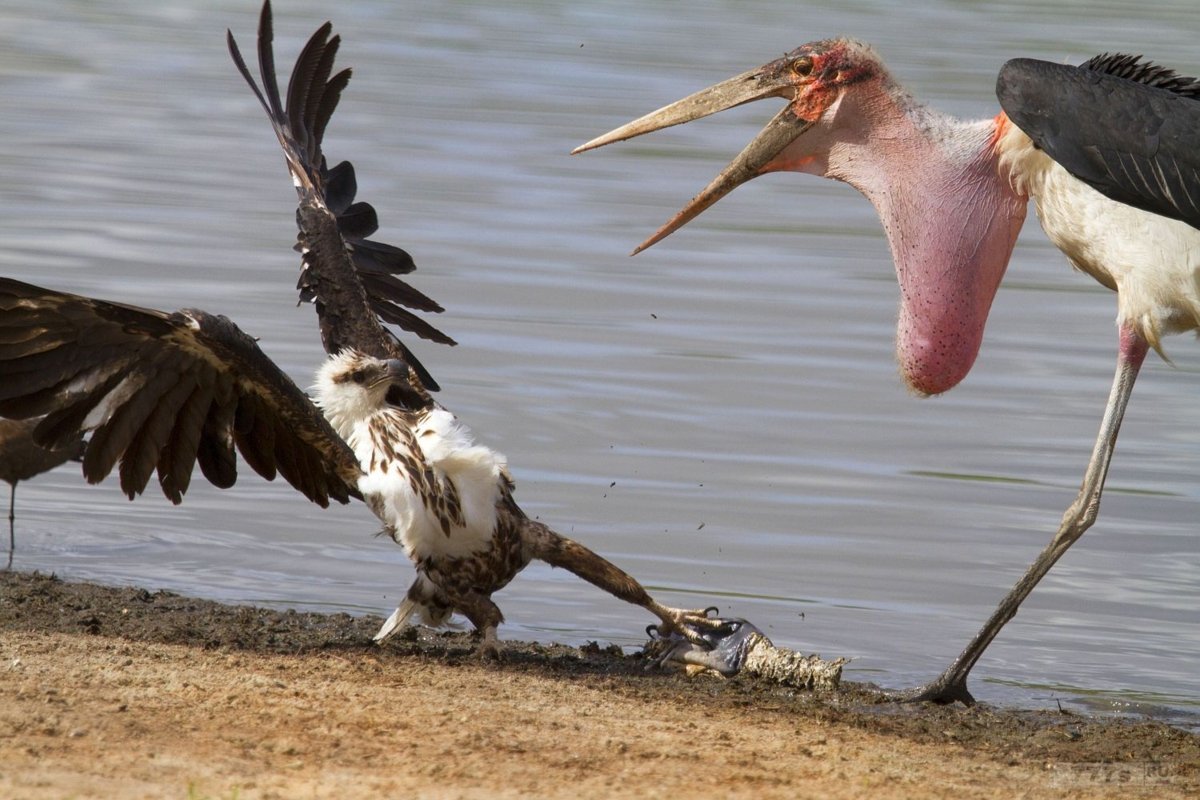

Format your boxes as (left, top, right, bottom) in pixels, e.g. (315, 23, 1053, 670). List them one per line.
(0, 2, 719, 655)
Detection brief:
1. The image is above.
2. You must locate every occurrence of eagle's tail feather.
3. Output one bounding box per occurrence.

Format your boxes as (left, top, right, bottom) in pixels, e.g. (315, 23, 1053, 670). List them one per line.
(373, 575, 455, 643)
(372, 598, 418, 643)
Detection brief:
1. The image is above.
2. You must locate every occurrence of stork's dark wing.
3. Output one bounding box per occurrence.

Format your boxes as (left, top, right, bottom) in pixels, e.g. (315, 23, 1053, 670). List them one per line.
(227, 0, 452, 391)
(0, 278, 362, 507)
(997, 56, 1200, 230)
(0, 416, 84, 484)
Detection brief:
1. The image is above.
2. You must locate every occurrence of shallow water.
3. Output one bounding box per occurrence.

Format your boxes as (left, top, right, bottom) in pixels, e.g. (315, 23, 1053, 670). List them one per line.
(2, 0, 1199, 726)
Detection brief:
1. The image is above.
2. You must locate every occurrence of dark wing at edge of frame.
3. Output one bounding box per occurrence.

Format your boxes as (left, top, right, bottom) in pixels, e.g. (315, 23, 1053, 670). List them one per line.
(227, 0, 452, 393)
(997, 55, 1200, 230)
(0, 277, 363, 507)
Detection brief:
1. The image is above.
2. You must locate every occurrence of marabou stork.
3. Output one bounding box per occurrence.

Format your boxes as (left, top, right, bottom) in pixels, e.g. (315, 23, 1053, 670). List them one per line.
(574, 40, 1200, 704)
(0, 2, 721, 657)
(0, 418, 84, 569)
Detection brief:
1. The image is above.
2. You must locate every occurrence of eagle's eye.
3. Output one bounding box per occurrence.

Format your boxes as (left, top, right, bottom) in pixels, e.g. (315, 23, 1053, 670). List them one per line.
(350, 369, 366, 384)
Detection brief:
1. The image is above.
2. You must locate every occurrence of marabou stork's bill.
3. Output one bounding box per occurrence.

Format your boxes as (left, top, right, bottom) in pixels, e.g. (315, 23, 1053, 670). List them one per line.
(575, 40, 1200, 704)
(0, 1, 722, 658)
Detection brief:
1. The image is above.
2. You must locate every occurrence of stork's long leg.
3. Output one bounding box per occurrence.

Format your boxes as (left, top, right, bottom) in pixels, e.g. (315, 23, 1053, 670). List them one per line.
(909, 325, 1149, 705)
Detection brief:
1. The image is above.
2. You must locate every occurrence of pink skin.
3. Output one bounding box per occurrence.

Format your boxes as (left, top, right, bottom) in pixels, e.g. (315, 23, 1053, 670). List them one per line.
(761, 85, 1027, 396)
(580, 39, 1169, 705)
(581, 40, 1029, 396)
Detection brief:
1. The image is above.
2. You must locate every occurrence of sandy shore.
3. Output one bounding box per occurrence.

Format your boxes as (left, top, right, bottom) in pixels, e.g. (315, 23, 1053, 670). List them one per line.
(1, 571, 1196, 798)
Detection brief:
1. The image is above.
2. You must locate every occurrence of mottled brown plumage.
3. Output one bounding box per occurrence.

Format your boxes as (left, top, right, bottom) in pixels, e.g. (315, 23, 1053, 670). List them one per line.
(0, 2, 725, 656)
(232, 3, 722, 653)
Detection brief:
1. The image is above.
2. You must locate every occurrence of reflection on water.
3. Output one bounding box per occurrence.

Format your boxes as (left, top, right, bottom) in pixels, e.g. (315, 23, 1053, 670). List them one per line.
(2, 0, 1199, 727)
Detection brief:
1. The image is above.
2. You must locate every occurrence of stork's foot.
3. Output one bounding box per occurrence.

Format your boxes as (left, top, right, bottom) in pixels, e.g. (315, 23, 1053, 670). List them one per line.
(646, 616, 762, 677)
(898, 671, 976, 706)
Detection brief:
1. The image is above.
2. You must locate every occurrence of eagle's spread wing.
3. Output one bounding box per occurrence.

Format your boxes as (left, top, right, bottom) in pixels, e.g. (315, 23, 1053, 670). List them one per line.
(0, 277, 362, 507)
(227, 1, 452, 391)
(997, 56, 1200, 231)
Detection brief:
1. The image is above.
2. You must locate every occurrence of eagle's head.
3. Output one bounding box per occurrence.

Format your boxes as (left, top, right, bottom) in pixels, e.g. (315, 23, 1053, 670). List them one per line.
(313, 350, 410, 432)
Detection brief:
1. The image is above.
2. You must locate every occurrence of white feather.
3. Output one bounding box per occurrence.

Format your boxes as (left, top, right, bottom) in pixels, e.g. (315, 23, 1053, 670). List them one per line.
(354, 408, 505, 560)
(311, 350, 507, 562)
(998, 121, 1200, 351)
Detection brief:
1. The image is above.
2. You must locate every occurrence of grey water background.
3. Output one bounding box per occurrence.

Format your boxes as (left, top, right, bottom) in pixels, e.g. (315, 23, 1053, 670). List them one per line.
(2, 0, 1198, 725)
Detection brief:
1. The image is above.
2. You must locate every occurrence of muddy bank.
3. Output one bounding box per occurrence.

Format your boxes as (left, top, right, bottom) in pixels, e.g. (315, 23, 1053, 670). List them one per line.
(1, 570, 1197, 798)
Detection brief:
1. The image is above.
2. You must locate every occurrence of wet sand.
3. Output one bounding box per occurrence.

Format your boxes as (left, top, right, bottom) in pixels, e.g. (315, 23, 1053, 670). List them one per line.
(1, 570, 1196, 798)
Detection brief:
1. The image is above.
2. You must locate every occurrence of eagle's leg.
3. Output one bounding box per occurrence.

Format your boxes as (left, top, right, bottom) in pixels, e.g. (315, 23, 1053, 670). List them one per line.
(522, 520, 722, 645)
(454, 590, 506, 660)
(643, 600, 722, 642)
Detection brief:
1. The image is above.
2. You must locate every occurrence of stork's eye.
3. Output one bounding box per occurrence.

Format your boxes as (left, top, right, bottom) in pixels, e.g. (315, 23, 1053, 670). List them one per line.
(350, 370, 366, 384)
(791, 56, 814, 78)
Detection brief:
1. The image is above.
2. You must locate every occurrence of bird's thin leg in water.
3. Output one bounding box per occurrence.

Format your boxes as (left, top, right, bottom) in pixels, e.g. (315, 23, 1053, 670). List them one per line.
(6, 483, 15, 571)
(908, 325, 1149, 705)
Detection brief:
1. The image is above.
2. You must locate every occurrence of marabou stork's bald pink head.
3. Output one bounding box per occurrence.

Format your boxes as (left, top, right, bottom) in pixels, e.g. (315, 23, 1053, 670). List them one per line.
(577, 38, 1028, 396)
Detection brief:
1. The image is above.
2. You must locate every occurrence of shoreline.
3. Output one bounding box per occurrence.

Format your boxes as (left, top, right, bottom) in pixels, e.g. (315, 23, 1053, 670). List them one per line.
(2, 570, 1197, 798)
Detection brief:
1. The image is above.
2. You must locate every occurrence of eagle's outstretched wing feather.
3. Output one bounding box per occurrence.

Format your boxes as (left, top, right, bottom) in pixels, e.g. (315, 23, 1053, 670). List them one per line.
(228, 1, 452, 394)
(0, 277, 362, 507)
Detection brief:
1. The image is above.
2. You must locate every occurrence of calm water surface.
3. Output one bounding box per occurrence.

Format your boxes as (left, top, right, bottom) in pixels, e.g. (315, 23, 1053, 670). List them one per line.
(2, 0, 1199, 725)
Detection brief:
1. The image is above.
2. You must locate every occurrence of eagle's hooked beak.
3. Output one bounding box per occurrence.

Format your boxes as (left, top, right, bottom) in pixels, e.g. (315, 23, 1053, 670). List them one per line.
(383, 359, 409, 384)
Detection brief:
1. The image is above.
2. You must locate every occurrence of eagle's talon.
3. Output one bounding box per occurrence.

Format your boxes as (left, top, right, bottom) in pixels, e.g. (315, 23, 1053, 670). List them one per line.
(647, 616, 762, 677)
(473, 628, 505, 661)
(654, 610, 715, 646)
